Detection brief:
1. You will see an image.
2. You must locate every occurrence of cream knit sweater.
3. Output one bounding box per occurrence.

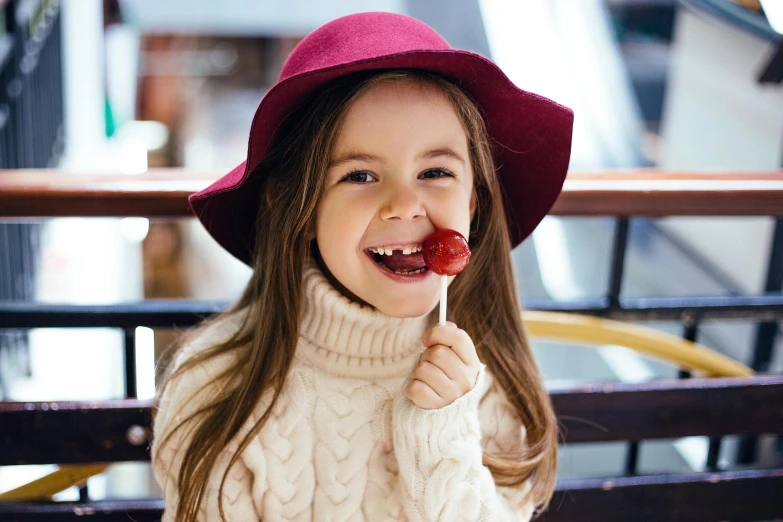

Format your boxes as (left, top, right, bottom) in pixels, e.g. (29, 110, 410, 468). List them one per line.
(152, 264, 534, 521)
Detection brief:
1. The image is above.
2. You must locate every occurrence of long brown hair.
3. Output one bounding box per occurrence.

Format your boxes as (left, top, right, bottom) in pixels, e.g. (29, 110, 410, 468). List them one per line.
(155, 69, 558, 521)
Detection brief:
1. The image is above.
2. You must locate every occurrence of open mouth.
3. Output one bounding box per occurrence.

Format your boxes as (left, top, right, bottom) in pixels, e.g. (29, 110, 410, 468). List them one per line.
(366, 245, 429, 276)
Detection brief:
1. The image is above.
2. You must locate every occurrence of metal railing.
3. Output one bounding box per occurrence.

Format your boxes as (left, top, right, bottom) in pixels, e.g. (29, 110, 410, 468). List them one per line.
(0, 0, 63, 406)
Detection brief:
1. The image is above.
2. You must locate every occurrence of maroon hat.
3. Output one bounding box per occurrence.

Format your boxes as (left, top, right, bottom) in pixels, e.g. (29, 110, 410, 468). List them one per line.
(189, 11, 573, 265)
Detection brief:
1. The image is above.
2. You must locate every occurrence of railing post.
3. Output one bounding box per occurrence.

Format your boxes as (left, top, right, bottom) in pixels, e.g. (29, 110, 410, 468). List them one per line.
(124, 327, 137, 399)
(608, 217, 642, 475)
(738, 216, 783, 464)
(608, 218, 630, 309)
(677, 319, 724, 470)
(678, 319, 698, 379)
(749, 217, 783, 374)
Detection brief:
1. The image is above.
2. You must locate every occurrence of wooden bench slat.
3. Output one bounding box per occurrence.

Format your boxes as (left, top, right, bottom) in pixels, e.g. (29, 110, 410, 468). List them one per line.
(0, 499, 164, 522)
(540, 469, 783, 522)
(2, 377, 782, 465)
(0, 471, 780, 521)
(0, 301, 225, 329)
(0, 401, 153, 466)
(551, 375, 783, 443)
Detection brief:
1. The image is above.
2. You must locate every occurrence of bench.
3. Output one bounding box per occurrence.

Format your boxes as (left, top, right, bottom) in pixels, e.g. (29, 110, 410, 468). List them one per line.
(0, 375, 781, 521)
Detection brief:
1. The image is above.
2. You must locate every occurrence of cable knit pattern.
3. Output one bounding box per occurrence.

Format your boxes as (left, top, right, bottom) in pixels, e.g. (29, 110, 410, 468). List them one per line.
(250, 368, 315, 521)
(393, 366, 531, 521)
(152, 263, 535, 521)
(152, 313, 258, 522)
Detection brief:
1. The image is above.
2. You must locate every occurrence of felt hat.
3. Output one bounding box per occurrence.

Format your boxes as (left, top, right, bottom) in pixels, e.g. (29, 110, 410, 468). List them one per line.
(190, 11, 573, 265)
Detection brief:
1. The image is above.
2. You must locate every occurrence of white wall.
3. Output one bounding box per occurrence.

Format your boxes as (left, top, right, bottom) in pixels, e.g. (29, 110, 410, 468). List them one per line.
(659, 9, 783, 293)
(121, 0, 403, 35)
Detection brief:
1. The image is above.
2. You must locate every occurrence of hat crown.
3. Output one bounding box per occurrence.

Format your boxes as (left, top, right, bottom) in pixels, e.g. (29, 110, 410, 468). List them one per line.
(280, 12, 452, 81)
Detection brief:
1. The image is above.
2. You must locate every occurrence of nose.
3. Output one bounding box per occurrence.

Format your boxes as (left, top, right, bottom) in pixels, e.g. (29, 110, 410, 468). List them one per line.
(379, 182, 425, 222)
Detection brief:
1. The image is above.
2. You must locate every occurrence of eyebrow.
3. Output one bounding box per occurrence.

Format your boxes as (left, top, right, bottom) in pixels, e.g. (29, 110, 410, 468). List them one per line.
(328, 147, 466, 168)
(417, 147, 466, 164)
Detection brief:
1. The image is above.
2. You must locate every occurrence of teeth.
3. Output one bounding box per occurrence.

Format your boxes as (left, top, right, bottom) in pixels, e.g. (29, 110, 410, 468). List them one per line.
(393, 267, 425, 275)
(370, 244, 422, 255)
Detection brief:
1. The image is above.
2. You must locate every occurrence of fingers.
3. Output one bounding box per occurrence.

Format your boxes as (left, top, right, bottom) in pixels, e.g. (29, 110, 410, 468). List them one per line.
(423, 322, 480, 367)
(407, 323, 482, 410)
(405, 379, 443, 410)
(411, 360, 457, 399)
(419, 345, 469, 385)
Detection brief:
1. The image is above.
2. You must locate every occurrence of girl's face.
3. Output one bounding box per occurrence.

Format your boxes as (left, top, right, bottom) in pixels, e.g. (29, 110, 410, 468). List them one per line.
(316, 79, 475, 318)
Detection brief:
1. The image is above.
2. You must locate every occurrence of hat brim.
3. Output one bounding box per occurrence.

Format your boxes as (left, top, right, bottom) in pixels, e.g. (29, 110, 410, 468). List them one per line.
(190, 49, 573, 266)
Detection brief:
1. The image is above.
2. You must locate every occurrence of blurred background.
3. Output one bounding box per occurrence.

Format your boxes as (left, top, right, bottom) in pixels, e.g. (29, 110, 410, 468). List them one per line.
(0, 0, 782, 502)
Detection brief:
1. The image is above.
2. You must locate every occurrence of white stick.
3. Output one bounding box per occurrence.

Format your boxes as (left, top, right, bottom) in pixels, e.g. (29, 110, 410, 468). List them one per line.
(439, 275, 447, 326)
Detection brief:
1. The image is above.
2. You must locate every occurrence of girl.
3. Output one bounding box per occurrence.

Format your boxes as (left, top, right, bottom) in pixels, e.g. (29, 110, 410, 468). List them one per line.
(152, 11, 573, 522)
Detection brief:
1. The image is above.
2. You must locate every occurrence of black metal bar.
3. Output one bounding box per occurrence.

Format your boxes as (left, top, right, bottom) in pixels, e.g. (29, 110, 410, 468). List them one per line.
(738, 217, 783, 465)
(620, 209, 639, 477)
(78, 486, 89, 503)
(750, 217, 783, 373)
(678, 320, 698, 379)
(624, 441, 640, 476)
(608, 218, 630, 308)
(676, 321, 725, 470)
(706, 436, 722, 472)
(3, 295, 783, 330)
(528, 295, 783, 321)
(123, 327, 136, 399)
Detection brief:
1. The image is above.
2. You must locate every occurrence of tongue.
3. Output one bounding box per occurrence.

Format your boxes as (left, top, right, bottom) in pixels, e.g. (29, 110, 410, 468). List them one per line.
(382, 251, 426, 272)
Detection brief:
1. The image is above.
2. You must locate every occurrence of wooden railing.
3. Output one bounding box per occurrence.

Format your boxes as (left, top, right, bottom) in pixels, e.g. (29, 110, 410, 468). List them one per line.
(0, 168, 782, 522)
(1, 169, 782, 217)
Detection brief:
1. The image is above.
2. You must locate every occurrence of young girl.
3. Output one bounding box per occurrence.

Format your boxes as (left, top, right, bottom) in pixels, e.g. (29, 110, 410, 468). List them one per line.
(152, 11, 573, 522)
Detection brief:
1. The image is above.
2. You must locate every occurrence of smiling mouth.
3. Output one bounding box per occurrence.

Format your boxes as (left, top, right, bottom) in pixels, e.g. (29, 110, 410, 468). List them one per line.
(367, 246, 429, 275)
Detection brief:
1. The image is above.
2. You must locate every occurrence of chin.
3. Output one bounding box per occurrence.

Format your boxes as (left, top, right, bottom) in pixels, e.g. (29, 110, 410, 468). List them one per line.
(373, 296, 439, 319)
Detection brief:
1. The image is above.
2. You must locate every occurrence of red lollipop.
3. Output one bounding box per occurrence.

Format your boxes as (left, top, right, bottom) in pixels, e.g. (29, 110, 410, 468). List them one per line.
(422, 229, 471, 324)
(423, 229, 471, 275)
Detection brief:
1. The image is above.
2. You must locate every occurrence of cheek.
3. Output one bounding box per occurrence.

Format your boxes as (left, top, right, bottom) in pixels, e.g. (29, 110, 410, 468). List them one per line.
(315, 196, 368, 271)
(428, 189, 474, 236)
(316, 204, 343, 257)
(318, 196, 361, 240)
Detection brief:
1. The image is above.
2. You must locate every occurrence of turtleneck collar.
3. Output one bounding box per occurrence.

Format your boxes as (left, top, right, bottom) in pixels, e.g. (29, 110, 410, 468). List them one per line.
(297, 261, 433, 380)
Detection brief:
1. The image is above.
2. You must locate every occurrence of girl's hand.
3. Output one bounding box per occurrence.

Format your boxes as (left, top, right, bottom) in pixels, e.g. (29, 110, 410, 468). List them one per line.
(406, 322, 482, 410)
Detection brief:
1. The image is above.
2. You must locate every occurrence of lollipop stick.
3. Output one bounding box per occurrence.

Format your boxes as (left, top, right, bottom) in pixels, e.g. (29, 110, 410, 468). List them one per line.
(439, 275, 447, 326)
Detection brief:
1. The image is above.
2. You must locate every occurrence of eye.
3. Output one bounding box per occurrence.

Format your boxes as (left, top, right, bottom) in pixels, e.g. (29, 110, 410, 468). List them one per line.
(340, 170, 376, 183)
(419, 168, 454, 180)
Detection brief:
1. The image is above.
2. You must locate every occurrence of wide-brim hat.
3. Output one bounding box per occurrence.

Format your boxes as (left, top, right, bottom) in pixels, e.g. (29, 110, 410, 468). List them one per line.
(190, 11, 574, 266)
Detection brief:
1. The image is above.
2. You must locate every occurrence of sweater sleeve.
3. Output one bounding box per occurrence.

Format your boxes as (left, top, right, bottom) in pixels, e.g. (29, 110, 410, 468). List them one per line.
(151, 320, 260, 522)
(392, 364, 535, 522)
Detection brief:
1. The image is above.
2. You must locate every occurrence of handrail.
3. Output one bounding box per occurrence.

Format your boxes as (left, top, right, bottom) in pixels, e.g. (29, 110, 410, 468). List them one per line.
(0, 169, 782, 217)
(524, 311, 753, 377)
(681, 0, 778, 41)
